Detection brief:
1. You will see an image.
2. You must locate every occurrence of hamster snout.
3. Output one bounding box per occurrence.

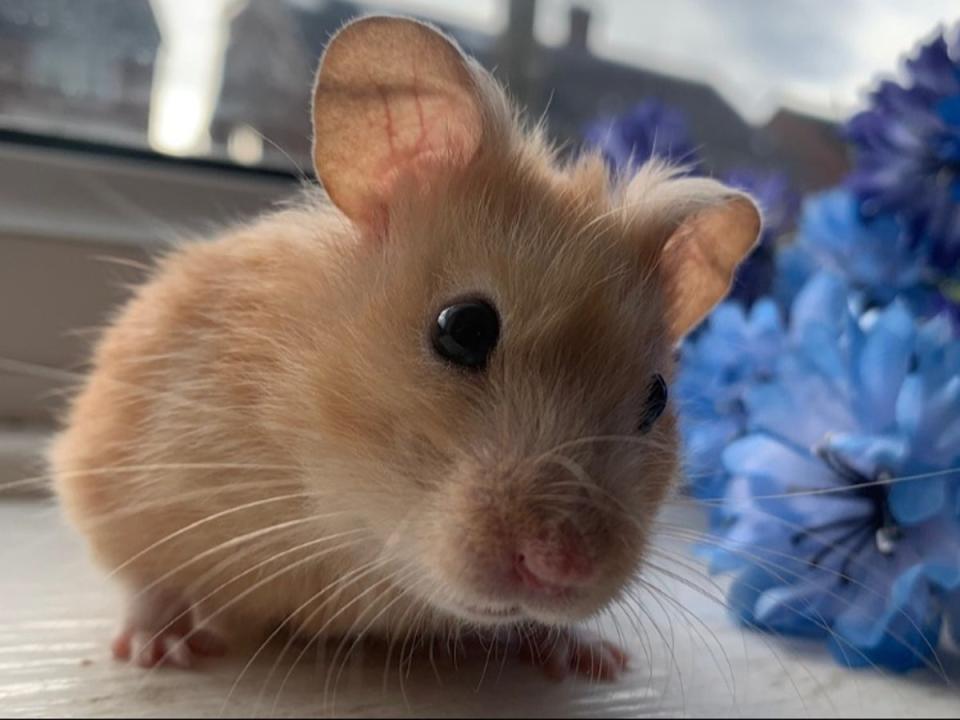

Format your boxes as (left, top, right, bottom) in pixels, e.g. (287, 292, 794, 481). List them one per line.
(419, 458, 649, 626)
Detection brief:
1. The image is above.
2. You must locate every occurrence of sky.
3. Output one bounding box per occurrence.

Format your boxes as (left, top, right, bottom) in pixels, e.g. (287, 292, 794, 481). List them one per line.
(363, 0, 959, 123)
(147, 0, 960, 157)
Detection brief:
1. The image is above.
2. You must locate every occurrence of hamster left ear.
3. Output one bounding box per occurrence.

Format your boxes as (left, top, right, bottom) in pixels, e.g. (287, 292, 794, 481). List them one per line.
(311, 15, 485, 232)
(659, 192, 761, 340)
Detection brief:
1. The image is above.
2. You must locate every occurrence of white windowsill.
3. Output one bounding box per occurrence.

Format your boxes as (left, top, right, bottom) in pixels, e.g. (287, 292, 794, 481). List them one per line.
(1, 498, 956, 718)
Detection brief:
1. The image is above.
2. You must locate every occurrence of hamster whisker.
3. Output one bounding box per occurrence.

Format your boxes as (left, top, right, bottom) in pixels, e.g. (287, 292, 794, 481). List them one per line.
(259, 556, 417, 715)
(248, 127, 312, 184)
(537, 463, 648, 526)
(650, 525, 954, 684)
(381, 578, 442, 697)
(636, 555, 887, 699)
(586, 473, 955, 688)
(226, 557, 384, 715)
(629, 581, 744, 711)
(639, 549, 828, 708)
(0, 483, 359, 566)
(323, 569, 431, 714)
(283, 563, 424, 715)
(106, 491, 321, 579)
(643, 546, 729, 601)
(621, 584, 688, 705)
(671, 465, 960, 506)
(0, 357, 83, 383)
(390, 582, 438, 712)
(655, 516, 933, 608)
(0, 462, 304, 495)
(534, 453, 659, 520)
(532, 433, 652, 464)
(133, 512, 354, 600)
(618, 592, 659, 689)
(636, 563, 738, 698)
(610, 596, 653, 674)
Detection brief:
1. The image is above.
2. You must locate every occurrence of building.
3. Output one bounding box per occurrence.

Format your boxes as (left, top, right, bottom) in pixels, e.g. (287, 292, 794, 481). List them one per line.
(209, 1, 847, 190)
(0, 0, 160, 147)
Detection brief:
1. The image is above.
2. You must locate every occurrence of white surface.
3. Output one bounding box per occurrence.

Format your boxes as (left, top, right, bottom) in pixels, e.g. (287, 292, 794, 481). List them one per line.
(2, 498, 958, 718)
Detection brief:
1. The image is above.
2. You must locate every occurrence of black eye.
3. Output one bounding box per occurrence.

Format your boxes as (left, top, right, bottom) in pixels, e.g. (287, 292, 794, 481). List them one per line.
(431, 299, 500, 370)
(638, 374, 668, 433)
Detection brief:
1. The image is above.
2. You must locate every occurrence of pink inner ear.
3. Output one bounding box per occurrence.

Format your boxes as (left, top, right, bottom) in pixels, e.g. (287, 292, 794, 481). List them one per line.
(367, 83, 481, 217)
(312, 16, 486, 230)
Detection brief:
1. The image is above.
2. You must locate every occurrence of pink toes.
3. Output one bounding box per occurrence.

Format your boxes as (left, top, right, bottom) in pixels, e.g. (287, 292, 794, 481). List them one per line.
(111, 589, 225, 669)
(526, 630, 629, 682)
(112, 627, 224, 668)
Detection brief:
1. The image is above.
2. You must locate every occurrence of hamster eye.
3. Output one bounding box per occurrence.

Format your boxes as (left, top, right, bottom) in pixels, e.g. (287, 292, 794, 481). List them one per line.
(431, 299, 500, 370)
(638, 374, 668, 433)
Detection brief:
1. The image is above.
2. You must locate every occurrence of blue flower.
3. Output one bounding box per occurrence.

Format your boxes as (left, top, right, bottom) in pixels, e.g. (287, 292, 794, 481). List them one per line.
(676, 298, 786, 500)
(724, 168, 801, 306)
(772, 240, 819, 312)
(706, 271, 960, 672)
(583, 99, 702, 175)
(796, 189, 927, 300)
(793, 189, 957, 324)
(845, 23, 960, 278)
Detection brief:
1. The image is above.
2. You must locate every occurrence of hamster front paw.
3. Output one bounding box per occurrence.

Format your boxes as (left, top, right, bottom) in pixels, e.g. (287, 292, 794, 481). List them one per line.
(111, 588, 225, 669)
(522, 627, 629, 682)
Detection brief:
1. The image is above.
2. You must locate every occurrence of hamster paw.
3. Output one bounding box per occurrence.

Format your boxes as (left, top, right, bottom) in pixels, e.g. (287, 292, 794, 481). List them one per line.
(111, 589, 225, 669)
(524, 628, 628, 682)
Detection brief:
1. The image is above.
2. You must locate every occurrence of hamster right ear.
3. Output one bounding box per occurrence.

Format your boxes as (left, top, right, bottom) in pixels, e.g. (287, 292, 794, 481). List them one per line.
(311, 16, 486, 231)
(656, 184, 762, 341)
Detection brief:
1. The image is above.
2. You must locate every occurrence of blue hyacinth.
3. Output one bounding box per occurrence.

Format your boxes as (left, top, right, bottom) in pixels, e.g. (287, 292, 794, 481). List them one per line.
(787, 189, 959, 328)
(676, 298, 786, 501)
(796, 189, 926, 300)
(705, 271, 960, 672)
(583, 99, 703, 175)
(580, 35, 960, 673)
(845, 23, 960, 279)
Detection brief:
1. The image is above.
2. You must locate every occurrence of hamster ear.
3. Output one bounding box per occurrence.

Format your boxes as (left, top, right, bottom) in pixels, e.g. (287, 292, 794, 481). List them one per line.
(311, 16, 485, 229)
(659, 189, 761, 340)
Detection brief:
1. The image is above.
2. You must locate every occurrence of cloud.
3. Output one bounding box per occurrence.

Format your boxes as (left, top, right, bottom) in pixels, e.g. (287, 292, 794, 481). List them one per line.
(536, 0, 959, 123)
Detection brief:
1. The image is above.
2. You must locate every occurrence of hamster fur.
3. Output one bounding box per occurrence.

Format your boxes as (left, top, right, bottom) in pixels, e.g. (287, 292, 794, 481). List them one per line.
(51, 15, 760, 678)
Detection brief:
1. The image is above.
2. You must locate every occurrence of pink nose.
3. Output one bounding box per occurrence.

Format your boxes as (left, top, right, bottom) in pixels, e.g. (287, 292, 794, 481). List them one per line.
(514, 532, 593, 593)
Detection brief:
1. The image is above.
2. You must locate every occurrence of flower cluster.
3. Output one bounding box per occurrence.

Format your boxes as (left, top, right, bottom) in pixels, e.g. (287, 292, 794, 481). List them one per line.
(675, 298, 785, 501)
(845, 25, 960, 280)
(706, 271, 960, 671)
(585, 22, 960, 672)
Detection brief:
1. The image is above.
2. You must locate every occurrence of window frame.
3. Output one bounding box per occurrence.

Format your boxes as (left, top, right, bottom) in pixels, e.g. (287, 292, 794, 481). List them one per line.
(0, 132, 302, 493)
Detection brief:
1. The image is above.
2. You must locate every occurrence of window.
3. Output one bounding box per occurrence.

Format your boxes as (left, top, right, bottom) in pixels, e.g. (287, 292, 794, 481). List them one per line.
(1, 0, 957, 469)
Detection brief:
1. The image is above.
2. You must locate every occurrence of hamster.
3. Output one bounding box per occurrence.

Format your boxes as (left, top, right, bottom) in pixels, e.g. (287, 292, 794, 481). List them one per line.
(51, 15, 760, 681)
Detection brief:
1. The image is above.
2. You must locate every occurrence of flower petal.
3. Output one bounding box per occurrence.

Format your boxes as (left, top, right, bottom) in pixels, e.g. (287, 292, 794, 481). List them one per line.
(888, 476, 947, 525)
(829, 564, 942, 673)
(854, 302, 917, 432)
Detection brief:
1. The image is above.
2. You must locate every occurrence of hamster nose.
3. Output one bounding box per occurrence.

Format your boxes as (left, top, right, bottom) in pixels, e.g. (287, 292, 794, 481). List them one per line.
(514, 531, 593, 593)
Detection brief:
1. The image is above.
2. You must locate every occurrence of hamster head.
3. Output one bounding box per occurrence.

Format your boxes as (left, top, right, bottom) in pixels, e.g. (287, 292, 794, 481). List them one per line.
(301, 16, 761, 628)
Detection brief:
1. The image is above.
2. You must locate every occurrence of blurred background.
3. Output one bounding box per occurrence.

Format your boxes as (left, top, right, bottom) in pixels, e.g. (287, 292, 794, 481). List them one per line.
(0, 0, 958, 479)
(4, 0, 960, 186)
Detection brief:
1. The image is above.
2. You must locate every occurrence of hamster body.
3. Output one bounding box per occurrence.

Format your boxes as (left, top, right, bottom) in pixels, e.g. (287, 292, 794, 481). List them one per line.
(52, 16, 760, 677)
